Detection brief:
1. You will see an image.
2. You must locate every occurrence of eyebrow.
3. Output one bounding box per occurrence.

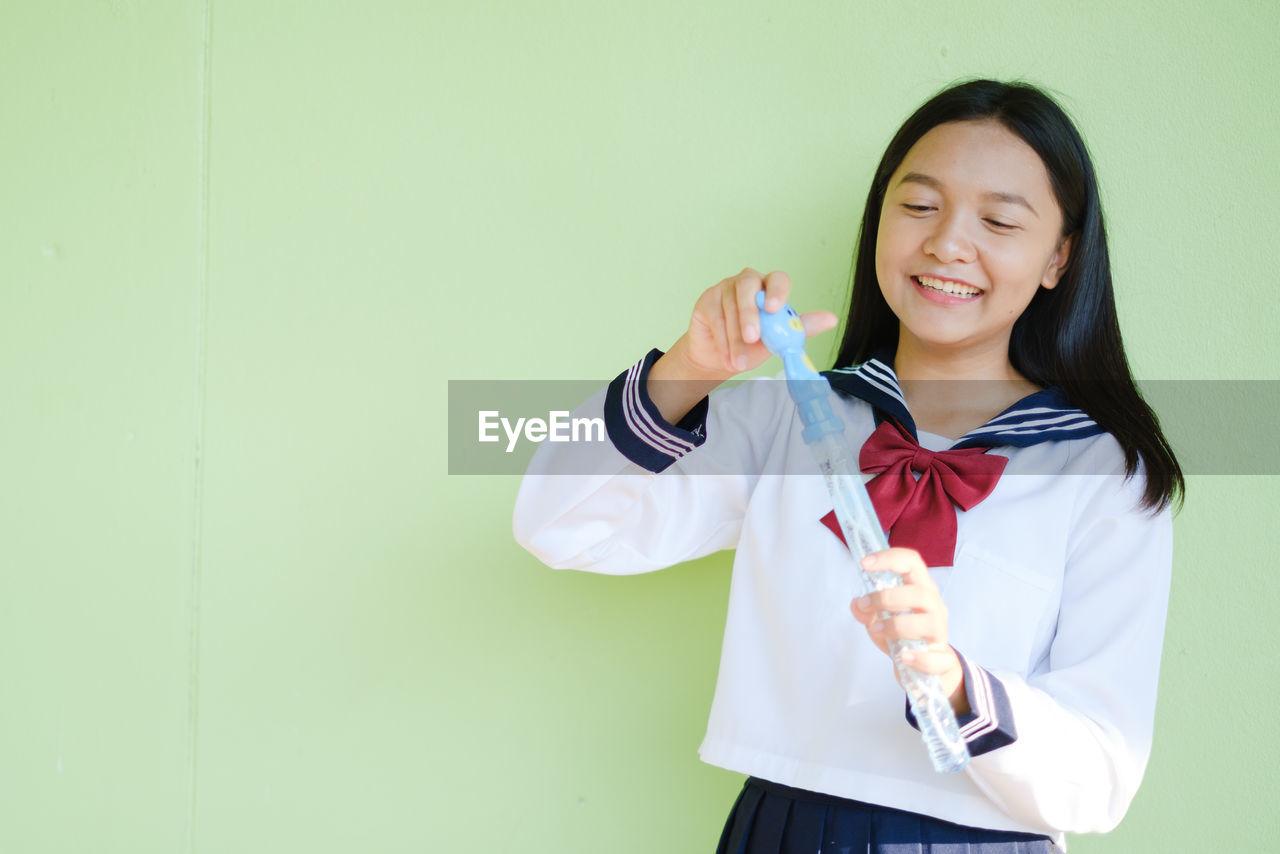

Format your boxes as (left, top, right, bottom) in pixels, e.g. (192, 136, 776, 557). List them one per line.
(895, 171, 1040, 218)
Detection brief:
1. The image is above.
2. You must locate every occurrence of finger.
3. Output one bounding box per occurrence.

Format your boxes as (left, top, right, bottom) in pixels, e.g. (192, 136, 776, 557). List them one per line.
(760, 270, 791, 314)
(800, 310, 839, 338)
(734, 271, 764, 345)
(850, 594, 877, 625)
(721, 283, 748, 371)
(861, 548, 932, 588)
(855, 588, 936, 622)
(697, 281, 734, 373)
(870, 613, 945, 645)
(898, 644, 962, 676)
(855, 621, 891, 656)
(862, 584, 934, 617)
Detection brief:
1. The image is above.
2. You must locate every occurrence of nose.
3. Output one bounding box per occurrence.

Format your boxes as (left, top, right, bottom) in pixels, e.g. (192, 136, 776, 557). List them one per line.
(922, 212, 976, 264)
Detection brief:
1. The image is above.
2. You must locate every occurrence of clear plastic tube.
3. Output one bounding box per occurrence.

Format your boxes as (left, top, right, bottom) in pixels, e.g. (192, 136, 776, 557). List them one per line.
(754, 292, 969, 773)
(809, 432, 969, 774)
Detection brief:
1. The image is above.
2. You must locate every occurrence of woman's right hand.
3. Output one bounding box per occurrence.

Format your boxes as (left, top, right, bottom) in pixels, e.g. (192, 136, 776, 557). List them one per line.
(682, 268, 796, 378)
(648, 269, 838, 423)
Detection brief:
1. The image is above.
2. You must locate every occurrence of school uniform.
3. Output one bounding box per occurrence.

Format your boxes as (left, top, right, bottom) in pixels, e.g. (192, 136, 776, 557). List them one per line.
(513, 350, 1172, 853)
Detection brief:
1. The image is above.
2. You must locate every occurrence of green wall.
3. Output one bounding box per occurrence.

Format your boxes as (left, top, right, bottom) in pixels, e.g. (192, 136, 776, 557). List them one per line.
(3, 1, 1277, 851)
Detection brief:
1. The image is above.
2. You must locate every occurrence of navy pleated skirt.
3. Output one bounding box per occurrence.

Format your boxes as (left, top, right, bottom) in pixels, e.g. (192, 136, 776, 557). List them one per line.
(717, 778, 1058, 854)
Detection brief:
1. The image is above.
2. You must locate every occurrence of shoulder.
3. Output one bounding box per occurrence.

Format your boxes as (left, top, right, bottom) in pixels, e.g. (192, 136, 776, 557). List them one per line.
(1057, 428, 1129, 476)
(1055, 431, 1173, 546)
(998, 427, 1169, 536)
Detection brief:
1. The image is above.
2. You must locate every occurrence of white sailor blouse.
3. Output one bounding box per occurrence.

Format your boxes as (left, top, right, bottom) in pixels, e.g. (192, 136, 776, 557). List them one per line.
(513, 349, 1172, 846)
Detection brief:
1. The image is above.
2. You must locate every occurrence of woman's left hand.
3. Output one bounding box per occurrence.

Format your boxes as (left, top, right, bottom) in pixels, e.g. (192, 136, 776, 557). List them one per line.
(849, 547, 969, 715)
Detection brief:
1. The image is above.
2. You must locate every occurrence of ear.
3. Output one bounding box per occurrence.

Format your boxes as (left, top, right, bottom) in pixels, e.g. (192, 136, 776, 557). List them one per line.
(1041, 234, 1074, 290)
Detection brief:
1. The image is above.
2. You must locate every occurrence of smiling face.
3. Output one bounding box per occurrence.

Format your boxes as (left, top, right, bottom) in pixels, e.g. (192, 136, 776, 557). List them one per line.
(875, 120, 1073, 373)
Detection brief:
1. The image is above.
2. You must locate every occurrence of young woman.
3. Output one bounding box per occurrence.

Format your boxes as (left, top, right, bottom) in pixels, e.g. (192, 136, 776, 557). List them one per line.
(514, 79, 1181, 853)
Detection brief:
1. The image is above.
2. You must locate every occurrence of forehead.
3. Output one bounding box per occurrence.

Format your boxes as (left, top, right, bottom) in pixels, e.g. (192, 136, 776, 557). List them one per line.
(890, 120, 1058, 209)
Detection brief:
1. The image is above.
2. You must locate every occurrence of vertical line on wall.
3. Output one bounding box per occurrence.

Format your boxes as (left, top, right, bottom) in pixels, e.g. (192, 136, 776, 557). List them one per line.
(185, 0, 214, 850)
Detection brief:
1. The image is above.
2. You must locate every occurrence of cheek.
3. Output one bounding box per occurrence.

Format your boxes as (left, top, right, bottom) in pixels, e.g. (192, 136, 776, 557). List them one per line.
(987, 243, 1052, 285)
(873, 249, 897, 305)
(874, 218, 905, 286)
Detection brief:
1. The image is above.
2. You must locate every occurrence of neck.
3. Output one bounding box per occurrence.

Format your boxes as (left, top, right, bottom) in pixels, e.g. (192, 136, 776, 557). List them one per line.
(892, 334, 1026, 383)
(892, 334, 1040, 439)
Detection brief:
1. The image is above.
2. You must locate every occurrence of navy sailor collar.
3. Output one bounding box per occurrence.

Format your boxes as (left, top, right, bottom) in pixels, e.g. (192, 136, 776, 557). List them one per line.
(822, 354, 1104, 450)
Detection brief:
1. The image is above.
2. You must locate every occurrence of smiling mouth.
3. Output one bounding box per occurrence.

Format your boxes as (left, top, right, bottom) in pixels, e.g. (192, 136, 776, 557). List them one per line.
(913, 275, 982, 298)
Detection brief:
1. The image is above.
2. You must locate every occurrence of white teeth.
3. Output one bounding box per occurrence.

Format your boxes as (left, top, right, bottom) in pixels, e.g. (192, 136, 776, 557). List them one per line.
(916, 276, 980, 297)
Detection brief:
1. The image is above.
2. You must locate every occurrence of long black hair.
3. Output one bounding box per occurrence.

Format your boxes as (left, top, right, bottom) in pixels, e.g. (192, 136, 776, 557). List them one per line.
(833, 79, 1183, 511)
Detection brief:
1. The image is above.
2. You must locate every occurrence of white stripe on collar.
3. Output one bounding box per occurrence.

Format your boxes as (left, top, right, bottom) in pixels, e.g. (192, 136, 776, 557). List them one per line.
(823, 358, 1103, 449)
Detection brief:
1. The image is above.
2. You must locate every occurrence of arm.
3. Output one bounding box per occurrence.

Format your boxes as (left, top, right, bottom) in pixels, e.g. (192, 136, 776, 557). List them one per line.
(958, 473, 1173, 833)
(513, 348, 770, 574)
(850, 457, 1172, 833)
(514, 269, 836, 575)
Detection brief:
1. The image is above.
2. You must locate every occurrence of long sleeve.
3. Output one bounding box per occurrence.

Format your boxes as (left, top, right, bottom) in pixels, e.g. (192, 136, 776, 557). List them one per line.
(513, 350, 793, 575)
(952, 459, 1173, 834)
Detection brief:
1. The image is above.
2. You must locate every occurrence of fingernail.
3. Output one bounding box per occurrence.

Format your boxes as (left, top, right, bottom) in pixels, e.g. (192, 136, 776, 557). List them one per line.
(869, 621, 883, 633)
(860, 554, 877, 569)
(855, 596, 869, 610)
(743, 324, 758, 342)
(900, 649, 915, 663)
(734, 355, 747, 371)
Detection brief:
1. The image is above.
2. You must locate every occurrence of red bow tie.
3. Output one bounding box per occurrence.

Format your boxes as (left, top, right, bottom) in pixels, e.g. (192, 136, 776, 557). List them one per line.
(821, 420, 1007, 567)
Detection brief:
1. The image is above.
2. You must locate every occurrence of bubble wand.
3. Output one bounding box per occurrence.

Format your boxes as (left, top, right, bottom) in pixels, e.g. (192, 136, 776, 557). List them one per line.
(754, 291, 969, 773)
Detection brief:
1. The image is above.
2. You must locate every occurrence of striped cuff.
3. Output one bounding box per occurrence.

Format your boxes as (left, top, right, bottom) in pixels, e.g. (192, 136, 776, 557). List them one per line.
(604, 349, 709, 473)
(904, 649, 1017, 758)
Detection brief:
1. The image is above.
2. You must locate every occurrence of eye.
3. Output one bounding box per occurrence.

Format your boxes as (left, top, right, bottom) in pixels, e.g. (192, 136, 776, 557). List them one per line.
(902, 204, 935, 214)
(984, 218, 1019, 230)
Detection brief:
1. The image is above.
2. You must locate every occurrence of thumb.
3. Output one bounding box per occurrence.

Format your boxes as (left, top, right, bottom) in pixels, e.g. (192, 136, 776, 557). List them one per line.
(800, 311, 839, 339)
